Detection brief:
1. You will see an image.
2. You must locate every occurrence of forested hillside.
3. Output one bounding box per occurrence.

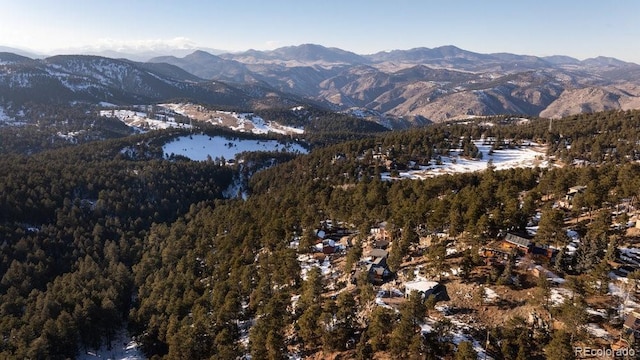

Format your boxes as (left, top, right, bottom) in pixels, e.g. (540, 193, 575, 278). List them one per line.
(3, 110, 640, 358)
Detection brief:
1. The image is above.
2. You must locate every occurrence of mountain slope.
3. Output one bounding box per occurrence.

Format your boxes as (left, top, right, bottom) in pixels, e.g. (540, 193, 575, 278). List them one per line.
(150, 44, 640, 122)
(4, 44, 640, 124)
(219, 43, 368, 66)
(540, 85, 640, 119)
(149, 50, 256, 83)
(0, 54, 306, 109)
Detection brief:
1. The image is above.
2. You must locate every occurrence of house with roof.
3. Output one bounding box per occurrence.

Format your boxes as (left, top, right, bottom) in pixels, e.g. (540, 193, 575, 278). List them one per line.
(370, 222, 389, 241)
(480, 233, 555, 264)
(479, 246, 512, 265)
(501, 233, 532, 253)
(322, 239, 337, 254)
(624, 311, 640, 340)
(363, 249, 392, 284)
(373, 238, 390, 250)
(558, 185, 587, 209)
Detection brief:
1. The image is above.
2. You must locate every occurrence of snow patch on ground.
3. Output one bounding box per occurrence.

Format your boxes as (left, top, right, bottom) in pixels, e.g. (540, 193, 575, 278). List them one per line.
(100, 109, 192, 131)
(585, 323, 613, 340)
(483, 288, 499, 303)
(162, 134, 307, 161)
(382, 141, 549, 180)
(0, 106, 25, 126)
(609, 276, 640, 316)
(620, 248, 640, 266)
(161, 103, 304, 135)
(0, 106, 10, 122)
(224, 112, 304, 135)
(587, 308, 607, 318)
(76, 328, 144, 360)
(297, 254, 333, 281)
(57, 130, 86, 143)
(550, 287, 574, 306)
(420, 314, 494, 359)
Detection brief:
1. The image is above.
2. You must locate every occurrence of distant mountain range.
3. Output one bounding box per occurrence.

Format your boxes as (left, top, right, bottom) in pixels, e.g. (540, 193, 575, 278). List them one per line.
(149, 44, 640, 122)
(2, 43, 640, 126)
(0, 52, 307, 111)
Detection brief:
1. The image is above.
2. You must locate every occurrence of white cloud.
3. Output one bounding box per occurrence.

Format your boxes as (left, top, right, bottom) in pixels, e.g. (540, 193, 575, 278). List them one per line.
(51, 37, 201, 54)
(94, 37, 199, 51)
(264, 40, 282, 50)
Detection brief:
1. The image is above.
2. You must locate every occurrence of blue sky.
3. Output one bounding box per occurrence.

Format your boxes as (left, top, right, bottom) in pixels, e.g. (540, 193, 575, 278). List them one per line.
(1, 0, 639, 62)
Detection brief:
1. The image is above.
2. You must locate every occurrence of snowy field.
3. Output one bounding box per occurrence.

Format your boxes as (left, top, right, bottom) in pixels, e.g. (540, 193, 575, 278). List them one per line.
(382, 141, 549, 180)
(100, 109, 192, 131)
(162, 134, 307, 161)
(76, 328, 143, 360)
(161, 103, 304, 135)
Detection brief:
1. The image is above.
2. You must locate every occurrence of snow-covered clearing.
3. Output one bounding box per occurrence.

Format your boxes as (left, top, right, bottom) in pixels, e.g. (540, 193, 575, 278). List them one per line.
(382, 141, 549, 180)
(221, 111, 304, 135)
(76, 328, 144, 360)
(160, 103, 304, 135)
(162, 134, 307, 161)
(101, 103, 304, 135)
(100, 109, 191, 131)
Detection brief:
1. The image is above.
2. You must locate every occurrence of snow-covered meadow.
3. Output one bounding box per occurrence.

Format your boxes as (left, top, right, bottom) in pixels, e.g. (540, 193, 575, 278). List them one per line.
(76, 328, 143, 360)
(161, 103, 305, 135)
(162, 134, 307, 161)
(99, 109, 192, 131)
(382, 141, 549, 180)
(100, 104, 305, 135)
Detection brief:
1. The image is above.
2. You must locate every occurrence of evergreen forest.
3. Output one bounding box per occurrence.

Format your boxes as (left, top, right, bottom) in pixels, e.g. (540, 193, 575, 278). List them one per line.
(3, 108, 640, 359)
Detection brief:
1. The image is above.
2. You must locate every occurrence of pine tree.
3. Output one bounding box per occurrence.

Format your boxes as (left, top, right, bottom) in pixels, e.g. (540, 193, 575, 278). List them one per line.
(427, 240, 447, 281)
(455, 341, 478, 360)
(544, 330, 575, 360)
(367, 307, 394, 352)
(298, 304, 322, 350)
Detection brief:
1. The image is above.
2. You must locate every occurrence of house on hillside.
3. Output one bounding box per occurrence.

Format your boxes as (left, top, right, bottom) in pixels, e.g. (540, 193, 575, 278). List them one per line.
(530, 244, 555, 259)
(322, 239, 337, 254)
(363, 249, 392, 284)
(404, 280, 449, 302)
(558, 185, 587, 209)
(419, 232, 448, 248)
(481, 233, 555, 264)
(501, 233, 532, 254)
(501, 233, 556, 259)
(479, 246, 512, 265)
(373, 238, 390, 249)
(370, 222, 389, 241)
(623, 311, 640, 340)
